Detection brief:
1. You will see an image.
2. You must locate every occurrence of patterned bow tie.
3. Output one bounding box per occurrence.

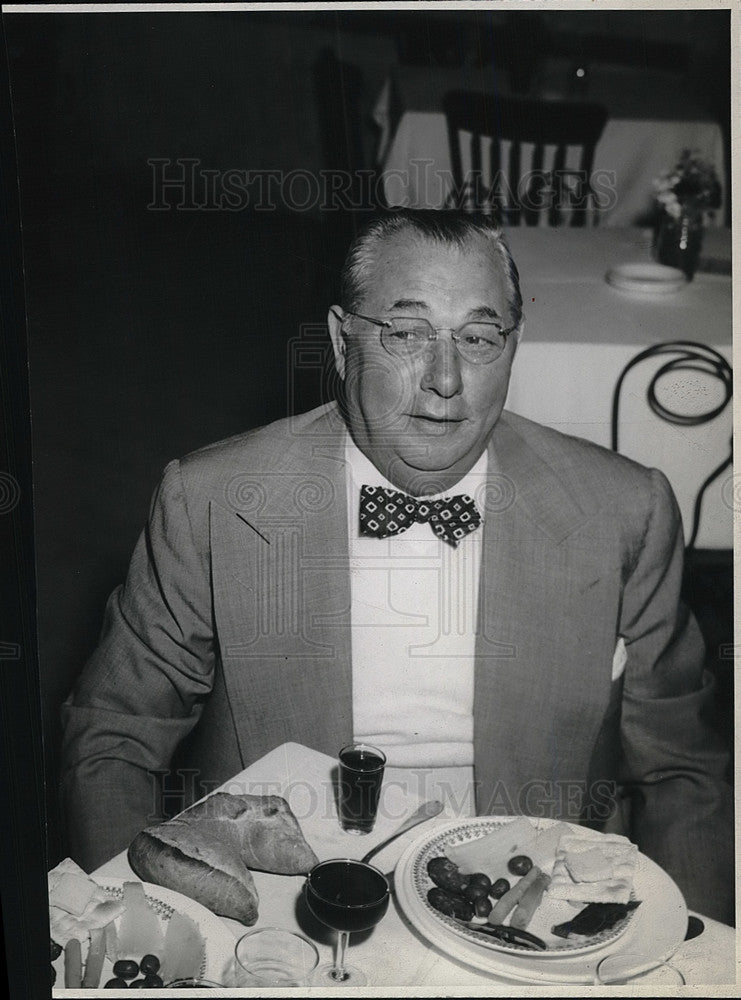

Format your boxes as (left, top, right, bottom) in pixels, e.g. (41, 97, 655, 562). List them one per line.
(359, 485, 482, 547)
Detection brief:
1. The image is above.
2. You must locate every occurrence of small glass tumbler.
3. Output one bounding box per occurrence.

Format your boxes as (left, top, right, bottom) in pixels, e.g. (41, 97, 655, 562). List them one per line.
(595, 952, 686, 985)
(234, 927, 319, 987)
(338, 743, 386, 834)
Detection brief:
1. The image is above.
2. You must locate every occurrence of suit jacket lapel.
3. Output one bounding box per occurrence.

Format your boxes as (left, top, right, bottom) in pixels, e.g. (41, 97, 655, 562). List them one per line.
(211, 407, 354, 763)
(473, 415, 617, 816)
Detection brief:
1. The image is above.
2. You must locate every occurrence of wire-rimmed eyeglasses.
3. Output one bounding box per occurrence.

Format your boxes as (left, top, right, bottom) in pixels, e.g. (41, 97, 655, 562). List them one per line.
(332, 308, 515, 365)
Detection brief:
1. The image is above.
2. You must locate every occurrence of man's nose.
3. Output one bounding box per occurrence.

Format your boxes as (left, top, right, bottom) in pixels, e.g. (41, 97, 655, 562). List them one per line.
(420, 335, 463, 396)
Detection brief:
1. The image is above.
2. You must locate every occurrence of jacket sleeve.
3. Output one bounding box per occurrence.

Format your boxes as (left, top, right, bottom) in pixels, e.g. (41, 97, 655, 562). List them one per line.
(60, 459, 216, 871)
(618, 468, 733, 922)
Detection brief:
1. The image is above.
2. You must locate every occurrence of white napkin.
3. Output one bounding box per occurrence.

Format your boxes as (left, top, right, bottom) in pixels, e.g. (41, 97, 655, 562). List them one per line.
(48, 858, 124, 944)
(548, 833, 638, 904)
(612, 637, 627, 681)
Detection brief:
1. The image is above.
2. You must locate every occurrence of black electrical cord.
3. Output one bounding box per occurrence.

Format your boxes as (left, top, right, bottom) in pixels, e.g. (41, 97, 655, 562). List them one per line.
(610, 341, 732, 551)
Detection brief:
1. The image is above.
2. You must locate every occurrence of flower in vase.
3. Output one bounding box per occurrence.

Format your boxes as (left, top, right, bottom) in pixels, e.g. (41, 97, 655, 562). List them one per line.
(653, 149, 722, 223)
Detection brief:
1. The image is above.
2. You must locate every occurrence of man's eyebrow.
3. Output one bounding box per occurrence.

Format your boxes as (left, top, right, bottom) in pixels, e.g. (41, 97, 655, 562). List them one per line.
(389, 298, 428, 311)
(388, 300, 503, 321)
(468, 305, 503, 321)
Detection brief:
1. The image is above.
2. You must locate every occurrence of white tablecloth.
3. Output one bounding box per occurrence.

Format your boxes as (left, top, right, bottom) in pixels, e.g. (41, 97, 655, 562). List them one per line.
(375, 79, 726, 228)
(500, 227, 731, 549)
(91, 742, 737, 992)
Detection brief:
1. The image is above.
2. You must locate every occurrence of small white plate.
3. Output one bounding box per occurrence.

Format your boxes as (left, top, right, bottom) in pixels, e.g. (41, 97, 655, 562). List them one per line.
(51, 877, 236, 989)
(606, 262, 687, 295)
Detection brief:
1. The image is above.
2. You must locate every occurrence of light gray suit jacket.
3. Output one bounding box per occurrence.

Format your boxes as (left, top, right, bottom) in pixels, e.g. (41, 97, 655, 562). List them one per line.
(61, 403, 732, 919)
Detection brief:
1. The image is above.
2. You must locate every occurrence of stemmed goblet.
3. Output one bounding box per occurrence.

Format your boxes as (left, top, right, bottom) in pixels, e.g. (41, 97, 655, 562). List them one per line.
(304, 858, 390, 986)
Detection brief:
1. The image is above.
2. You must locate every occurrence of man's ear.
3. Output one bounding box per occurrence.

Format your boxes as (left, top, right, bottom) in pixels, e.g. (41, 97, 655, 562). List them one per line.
(513, 317, 525, 350)
(327, 306, 346, 380)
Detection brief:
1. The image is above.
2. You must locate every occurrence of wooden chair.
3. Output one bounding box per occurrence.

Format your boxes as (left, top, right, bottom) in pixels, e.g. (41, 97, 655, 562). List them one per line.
(610, 340, 734, 783)
(443, 90, 608, 226)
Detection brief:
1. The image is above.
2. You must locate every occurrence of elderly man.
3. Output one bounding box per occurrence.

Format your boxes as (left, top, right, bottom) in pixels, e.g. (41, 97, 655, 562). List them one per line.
(61, 209, 732, 921)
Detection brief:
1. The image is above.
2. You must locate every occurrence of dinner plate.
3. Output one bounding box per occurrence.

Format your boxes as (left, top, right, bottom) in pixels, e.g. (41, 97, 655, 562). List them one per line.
(395, 817, 688, 985)
(605, 261, 687, 295)
(51, 877, 236, 989)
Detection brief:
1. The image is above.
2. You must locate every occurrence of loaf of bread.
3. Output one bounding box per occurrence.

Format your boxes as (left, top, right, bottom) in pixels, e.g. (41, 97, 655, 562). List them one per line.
(128, 793, 319, 925)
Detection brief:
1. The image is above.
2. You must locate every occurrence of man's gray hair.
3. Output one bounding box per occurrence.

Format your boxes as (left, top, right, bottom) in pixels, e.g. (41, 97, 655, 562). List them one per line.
(339, 208, 523, 328)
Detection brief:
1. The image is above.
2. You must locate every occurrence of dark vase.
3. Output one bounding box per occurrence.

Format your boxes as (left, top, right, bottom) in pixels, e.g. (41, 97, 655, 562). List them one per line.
(655, 209, 704, 280)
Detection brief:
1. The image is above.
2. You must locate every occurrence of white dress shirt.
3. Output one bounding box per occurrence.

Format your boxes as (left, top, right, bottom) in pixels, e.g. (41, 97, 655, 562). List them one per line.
(345, 437, 487, 810)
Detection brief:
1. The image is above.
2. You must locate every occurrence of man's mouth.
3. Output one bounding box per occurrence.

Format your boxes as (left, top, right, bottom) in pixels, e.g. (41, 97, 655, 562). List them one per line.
(408, 414, 464, 432)
(410, 414, 463, 423)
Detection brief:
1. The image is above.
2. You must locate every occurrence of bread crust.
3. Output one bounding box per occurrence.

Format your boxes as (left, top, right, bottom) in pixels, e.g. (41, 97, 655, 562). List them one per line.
(126, 793, 318, 925)
(128, 829, 259, 925)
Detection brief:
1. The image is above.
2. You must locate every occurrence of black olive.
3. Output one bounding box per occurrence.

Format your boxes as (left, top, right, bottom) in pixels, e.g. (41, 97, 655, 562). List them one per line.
(462, 882, 489, 902)
(129, 978, 147, 988)
(427, 857, 469, 894)
(467, 872, 492, 892)
(104, 977, 129, 988)
(508, 855, 533, 876)
(50, 939, 63, 962)
(427, 887, 474, 921)
(143, 974, 164, 987)
(474, 895, 493, 918)
(140, 955, 161, 976)
(490, 877, 511, 898)
(113, 959, 140, 980)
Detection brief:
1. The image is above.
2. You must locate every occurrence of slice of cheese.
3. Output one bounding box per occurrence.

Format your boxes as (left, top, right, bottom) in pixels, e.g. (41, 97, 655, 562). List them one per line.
(527, 823, 571, 877)
(104, 919, 120, 962)
(159, 911, 206, 984)
(117, 881, 164, 958)
(446, 817, 537, 875)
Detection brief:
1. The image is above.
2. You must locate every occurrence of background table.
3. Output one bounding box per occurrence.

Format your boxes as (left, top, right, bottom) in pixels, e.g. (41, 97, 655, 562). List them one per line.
(92, 742, 736, 991)
(375, 63, 727, 228)
(504, 227, 730, 549)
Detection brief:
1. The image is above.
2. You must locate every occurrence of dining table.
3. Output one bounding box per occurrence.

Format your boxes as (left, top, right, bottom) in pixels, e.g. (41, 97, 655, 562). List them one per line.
(374, 60, 727, 228)
(499, 225, 730, 549)
(89, 741, 736, 992)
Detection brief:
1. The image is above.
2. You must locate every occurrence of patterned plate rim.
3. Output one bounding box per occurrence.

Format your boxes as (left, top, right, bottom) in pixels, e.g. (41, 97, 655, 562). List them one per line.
(409, 817, 640, 958)
(96, 877, 231, 981)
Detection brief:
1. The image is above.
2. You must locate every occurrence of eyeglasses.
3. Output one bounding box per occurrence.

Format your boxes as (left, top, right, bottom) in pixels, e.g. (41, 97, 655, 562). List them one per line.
(334, 308, 515, 365)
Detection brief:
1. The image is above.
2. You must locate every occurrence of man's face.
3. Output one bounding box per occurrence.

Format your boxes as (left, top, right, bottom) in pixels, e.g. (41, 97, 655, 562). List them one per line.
(328, 231, 519, 495)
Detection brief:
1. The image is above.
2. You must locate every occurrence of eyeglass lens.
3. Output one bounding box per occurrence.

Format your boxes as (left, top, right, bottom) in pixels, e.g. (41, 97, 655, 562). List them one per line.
(381, 318, 506, 363)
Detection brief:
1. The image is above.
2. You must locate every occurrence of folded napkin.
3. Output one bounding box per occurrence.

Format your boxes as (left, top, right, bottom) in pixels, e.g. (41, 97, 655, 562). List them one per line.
(48, 858, 124, 944)
(548, 833, 638, 904)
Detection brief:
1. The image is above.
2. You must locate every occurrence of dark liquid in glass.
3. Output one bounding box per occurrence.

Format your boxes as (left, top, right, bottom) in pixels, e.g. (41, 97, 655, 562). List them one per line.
(306, 861, 390, 933)
(339, 747, 385, 834)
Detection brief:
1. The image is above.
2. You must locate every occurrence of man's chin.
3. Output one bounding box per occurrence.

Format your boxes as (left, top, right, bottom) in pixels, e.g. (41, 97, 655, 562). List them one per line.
(385, 449, 482, 495)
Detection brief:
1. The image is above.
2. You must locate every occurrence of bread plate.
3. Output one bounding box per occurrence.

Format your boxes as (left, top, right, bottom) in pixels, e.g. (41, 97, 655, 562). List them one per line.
(395, 817, 687, 984)
(51, 877, 236, 990)
(606, 262, 687, 295)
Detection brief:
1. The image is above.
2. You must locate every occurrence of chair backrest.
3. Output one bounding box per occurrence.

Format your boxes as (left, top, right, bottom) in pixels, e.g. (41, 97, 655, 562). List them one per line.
(443, 90, 608, 225)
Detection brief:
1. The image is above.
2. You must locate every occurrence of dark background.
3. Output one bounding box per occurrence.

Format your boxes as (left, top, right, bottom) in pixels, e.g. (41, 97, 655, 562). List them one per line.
(2, 6, 732, 893)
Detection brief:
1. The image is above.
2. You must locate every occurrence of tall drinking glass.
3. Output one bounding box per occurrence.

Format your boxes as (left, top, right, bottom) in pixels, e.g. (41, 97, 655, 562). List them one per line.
(304, 858, 390, 986)
(338, 743, 386, 834)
